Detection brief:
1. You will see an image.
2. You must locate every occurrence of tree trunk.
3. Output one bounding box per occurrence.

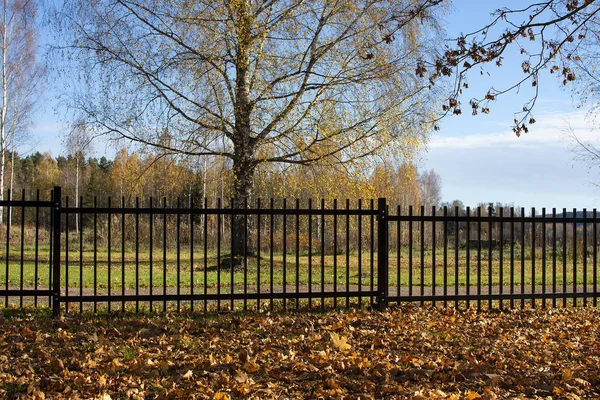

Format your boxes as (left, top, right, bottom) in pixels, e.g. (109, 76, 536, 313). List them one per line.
(8, 131, 13, 225)
(0, 145, 4, 225)
(229, 158, 255, 267)
(75, 155, 79, 232)
(0, 0, 7, 226)
(225, 1, 256, 267)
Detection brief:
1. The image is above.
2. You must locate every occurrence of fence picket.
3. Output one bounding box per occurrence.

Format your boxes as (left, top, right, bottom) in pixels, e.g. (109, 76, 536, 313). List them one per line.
(0, 187, 598, 315)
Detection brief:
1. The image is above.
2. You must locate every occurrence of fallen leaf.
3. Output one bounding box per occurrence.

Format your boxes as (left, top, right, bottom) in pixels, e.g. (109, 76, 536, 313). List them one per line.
(574, 378, 591, 387)
(325, 377, 338, 389)
(562, 368, 573, 381)
(243, 361, 259, 373)
(331, 333, 351, 352)
(331, 322, 343, 331)
(213, 392, 231, 400)
(466, 390, 481, 400)
(49, 357, 64, 373)
(238, 349, 249, 363)
(234, 370, 249, 383)
(182, 370, 193, 380)
(553, 387, 564, 395)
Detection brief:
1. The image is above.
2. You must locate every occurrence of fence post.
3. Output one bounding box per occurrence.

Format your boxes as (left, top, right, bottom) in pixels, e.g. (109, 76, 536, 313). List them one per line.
(52, 186, 62, 317)
(377, 198, 389, 311)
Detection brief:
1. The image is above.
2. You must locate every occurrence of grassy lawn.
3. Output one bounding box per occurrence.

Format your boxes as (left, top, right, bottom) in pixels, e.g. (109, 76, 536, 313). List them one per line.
(0, 306, 598, 399)
(0, 245, 598, 291)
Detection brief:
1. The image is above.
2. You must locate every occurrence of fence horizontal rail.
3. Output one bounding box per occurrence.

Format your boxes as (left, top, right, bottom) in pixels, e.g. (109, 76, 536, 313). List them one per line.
(0, 200, 54, 207)
(0, 290, 53, 296)
(387, 214, 599, 224)
(60, 290, 379, 303)
(387, 292, 600, 303)
(61, 206, 379, 216)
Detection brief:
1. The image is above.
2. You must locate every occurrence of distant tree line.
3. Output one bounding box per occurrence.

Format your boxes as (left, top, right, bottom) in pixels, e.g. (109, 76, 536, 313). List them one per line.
(4, 149, 442, 208)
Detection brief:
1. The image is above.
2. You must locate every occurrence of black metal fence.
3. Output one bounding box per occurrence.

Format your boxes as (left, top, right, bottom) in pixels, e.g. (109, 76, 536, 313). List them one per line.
(0, 187, 598, 314)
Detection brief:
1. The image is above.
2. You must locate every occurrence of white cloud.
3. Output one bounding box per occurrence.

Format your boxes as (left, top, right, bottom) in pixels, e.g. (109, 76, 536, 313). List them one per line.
(421, 109, 600, 209)
(429, 110, 600, 150)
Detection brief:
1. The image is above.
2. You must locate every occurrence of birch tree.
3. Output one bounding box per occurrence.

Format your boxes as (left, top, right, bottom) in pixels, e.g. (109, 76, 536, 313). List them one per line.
(418, 168, 441, 207)
(64, 118, 93, 232)
(0, 0, 42, 223)
(52, 0, 445, 257)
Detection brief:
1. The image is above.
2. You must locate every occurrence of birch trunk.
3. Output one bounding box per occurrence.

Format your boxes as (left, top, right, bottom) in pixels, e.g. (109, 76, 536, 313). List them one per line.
(0, 0, 8, 226)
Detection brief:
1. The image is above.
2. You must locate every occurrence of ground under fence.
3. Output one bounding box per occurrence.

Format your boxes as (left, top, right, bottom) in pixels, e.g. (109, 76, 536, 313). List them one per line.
(0, 187, 599, 314)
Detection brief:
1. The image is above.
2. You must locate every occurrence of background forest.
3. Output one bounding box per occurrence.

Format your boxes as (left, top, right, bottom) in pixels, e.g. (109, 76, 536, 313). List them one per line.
(6, 148, 442, 209)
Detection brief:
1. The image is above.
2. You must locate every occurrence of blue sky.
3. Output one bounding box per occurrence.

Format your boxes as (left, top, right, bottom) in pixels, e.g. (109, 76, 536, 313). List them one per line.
(28, 1, 600, 209)
(416, 0, 600, 209)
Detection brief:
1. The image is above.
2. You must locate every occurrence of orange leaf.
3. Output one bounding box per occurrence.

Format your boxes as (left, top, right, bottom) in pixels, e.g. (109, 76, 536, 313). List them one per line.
(562, 368, 573, 381)
(325, 377, 339, 389)
(331, 322, 343, 331)
(466, 390, 481, 400)
(33, 391, 45, 400)
(243, 361, 259, 373)
(553, 387, 564, 395)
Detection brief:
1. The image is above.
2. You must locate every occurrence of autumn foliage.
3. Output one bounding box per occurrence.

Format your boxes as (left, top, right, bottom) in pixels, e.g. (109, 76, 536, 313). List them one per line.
(0, 306, 599, 399)
(7, 149, 429, 207)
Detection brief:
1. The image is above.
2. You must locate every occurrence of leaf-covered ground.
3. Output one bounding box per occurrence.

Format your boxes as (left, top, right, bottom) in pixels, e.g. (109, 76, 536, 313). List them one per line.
(0, 306, 599, 399)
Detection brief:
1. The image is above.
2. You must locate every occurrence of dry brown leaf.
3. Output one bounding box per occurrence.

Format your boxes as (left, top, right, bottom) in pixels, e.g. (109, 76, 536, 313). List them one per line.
(2, 304, 600, 400)
(331, 333, 351, 352)
(331, 322, 343, 331)
(243, 361, 259, 373)
(465, 390, 481, 400)
(484, 387, 498, 400)
(234, 370, 249, 383)
(238, 349, 249, 364)
(325, 377, 338, 389)
(553, 387, 564, 395)
(49, 357, 64, 373)
(213, 392, 231, 400)
(574, 378, 591, 387)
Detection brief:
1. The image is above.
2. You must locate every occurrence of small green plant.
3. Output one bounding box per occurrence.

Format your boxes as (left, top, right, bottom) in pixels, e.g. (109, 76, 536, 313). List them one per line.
(3, 383, 27, 393)
(121, 346, 136, 361)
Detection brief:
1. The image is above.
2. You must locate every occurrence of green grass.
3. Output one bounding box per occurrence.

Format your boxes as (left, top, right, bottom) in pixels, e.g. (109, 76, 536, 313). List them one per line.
(0, 245, 597, 291)
(2, 383, 27, 393)
(121, 346, 137, 361)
